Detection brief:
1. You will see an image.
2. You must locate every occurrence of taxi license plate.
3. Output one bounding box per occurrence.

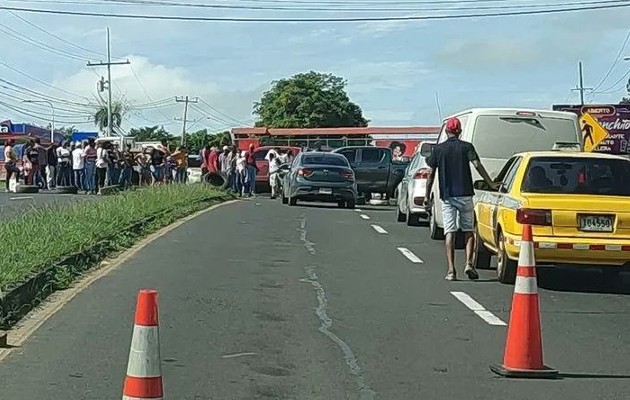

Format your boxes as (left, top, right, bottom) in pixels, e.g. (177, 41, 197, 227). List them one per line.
(579, 215, 614, 232)
(319, 188, 333, 195)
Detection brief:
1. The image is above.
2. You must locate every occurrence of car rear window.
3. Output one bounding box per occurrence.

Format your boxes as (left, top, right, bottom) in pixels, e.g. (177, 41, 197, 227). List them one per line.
(521, 156, 630, 196)
(188, 155, 202, 168)
(472, 115, 579, 159)
(303, 155, 349, 166)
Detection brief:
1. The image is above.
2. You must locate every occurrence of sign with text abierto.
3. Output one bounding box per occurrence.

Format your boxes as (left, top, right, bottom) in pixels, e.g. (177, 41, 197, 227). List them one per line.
(552, 104, 630, 155)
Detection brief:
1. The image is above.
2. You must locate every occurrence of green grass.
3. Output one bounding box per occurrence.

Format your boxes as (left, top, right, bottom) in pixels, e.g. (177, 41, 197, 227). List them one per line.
(0, 184, 234, 292)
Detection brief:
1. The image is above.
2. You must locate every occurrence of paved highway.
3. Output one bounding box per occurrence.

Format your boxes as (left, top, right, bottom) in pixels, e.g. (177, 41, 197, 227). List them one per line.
(0, 198, 629, 399)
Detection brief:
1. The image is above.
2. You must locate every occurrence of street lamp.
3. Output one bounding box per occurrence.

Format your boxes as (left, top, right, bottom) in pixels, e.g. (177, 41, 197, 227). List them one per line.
(21, 99, 55, 143)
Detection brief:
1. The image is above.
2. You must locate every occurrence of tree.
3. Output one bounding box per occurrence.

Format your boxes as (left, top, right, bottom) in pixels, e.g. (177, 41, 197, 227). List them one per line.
(621, 97, 630, 105)
(129, 125, 172, 141)
(253, 71, 368, 128)
(94, 101, 126, 133)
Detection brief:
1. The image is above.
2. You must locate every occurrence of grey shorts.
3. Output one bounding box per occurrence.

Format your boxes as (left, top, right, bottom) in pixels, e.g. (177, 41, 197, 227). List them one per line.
(442, 196, 474, 234)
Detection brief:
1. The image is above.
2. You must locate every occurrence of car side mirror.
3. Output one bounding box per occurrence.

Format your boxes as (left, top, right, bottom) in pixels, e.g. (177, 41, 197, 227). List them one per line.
(474, 180, 492, 191)
(420, 142, 434, 158)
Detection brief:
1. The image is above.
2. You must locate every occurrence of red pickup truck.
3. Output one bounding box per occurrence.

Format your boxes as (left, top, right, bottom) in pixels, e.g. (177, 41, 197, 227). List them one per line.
(252, 146, 301, 190)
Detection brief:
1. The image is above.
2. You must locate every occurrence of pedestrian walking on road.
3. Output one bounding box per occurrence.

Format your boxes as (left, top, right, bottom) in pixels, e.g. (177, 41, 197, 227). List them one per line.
(424, 117, 499, 281)
(245, 143, 258, 196)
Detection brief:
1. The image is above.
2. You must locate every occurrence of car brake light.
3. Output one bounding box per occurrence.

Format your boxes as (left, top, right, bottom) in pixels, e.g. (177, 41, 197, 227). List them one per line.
(516, 111, 536, 116)
(298, 168, 313, 177)
(516, 208, 552, 226)
(339, 170, 354, 180)
(413, 168, 430, 180)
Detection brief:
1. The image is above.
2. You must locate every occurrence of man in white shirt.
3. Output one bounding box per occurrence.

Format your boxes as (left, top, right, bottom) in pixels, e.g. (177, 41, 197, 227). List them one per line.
(268, 151, 281, 199)
(72, 141, 85, 190)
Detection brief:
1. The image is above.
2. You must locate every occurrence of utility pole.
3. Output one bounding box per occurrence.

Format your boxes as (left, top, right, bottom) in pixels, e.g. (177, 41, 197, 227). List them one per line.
(572, 61, 593, 106)
(175, 96, 199, 146)
(87, 27, 130, 138)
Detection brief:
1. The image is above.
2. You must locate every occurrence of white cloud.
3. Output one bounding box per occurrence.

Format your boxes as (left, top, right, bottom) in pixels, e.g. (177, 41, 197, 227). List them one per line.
(364, 109, 415, 122)
(355, 20, 412, 37)
(332, 60, 431, 94)
(49, 56, 262, 131)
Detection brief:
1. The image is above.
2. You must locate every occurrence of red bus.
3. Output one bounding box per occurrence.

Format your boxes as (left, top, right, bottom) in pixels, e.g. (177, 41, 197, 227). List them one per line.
(230, 126, 440, 160)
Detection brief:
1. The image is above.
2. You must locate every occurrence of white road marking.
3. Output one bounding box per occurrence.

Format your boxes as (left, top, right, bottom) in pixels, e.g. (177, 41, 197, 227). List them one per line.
(396, 247, 423, 263)
(354, 208, 362, 212)
(371, 224, 388, 234)
(360, 214, 370, 220)
(9, 196, 34, 201)
(450, 291, 507, 326)
(221, 352, 258, 359)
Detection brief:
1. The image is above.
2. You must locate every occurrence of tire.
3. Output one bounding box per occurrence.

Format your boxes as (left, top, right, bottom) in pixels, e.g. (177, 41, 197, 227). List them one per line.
(15, 185, 39, 194)
(406, 208, 420, 227)
(346, 199, 356, 209)
(397, 205, 406, 222)
(281, 194, 288, 204)
(474, 230, 493, 270)
(497, 231, 518, 284)
(429, 200, 445, 240)
(49, 186, 78, 195)
(289, 196, 297, 206)
(203, 172, 227, 189)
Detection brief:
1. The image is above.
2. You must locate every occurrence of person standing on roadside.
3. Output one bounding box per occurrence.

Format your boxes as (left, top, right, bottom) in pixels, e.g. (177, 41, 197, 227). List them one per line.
(23, 139, 39, 186)
(56, 141, 72, 186)
(34, 138, 48, 189)
(3, 139, 19, 191)
(47, 142, 58, 190)
(244, 143, 258, 196)
(72, 141, 86, 191)
(83, 139, 98, 194)
(424, 117, 498, 281)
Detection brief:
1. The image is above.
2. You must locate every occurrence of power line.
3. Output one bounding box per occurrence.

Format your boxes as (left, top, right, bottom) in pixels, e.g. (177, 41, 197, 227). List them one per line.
(592, 28, 630, 92)
(198, 99, 249, 125)
(87, 0, 630, 13)
(2, 2, 630, 22)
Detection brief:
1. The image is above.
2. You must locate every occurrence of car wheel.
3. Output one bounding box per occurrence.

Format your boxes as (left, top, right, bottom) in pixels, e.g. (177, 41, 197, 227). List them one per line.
(289, 196, 297, 206)
(473, 229, 492, 270)
(429, 201, 445, 240)
(497, 232, 518, 284)
(406, 208, 420, 226)
(397, 203, 406, 222)
(281, 193, 288, 204)
(346, 199, 356, 209)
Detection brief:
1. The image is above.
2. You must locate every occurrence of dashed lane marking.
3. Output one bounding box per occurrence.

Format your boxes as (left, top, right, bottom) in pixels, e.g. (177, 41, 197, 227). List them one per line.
(371, 224, 388, 234)
(450, 291, 507, 326)
(396, 247, 423, 264)
(360, 214, 370, 220)
(9, 196, 34, 201)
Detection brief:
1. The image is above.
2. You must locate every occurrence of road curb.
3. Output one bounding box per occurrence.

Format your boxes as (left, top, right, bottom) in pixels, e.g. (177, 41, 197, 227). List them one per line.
(0, 194, 233, 329)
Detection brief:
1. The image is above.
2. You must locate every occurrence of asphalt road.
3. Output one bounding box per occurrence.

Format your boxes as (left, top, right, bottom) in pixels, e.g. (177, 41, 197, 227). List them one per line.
(0, 197, 629, 399)
(0, 189, 99, 218)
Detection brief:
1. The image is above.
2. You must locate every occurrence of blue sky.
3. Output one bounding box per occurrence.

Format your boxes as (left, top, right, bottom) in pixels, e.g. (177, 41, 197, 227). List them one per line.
(0, 1, 629, 133)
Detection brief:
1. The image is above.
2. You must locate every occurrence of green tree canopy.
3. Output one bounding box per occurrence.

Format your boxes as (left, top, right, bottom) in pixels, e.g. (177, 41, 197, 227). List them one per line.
(129, 125, 173, 141)
(253, 71, 368, 128)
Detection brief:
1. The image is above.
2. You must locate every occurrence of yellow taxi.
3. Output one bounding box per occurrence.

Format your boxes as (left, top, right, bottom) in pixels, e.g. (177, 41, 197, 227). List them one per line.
(473, 151, 630, 284)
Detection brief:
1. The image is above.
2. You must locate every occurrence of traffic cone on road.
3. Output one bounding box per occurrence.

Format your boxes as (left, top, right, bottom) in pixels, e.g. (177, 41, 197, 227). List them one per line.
(490, 224, 558, 379)
(123, 290, 164, 399)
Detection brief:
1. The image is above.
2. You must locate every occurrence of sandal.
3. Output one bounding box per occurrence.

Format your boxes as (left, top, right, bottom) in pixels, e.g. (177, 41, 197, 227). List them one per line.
(464, 264, 479, 280)
(445, 271, 457, 281)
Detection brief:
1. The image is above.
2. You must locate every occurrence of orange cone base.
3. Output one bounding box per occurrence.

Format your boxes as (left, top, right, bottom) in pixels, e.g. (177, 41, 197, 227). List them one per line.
(490, 363, 559, 379)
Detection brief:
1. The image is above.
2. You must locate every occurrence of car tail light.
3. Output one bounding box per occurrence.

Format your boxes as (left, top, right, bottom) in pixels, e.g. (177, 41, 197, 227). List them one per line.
(516, 111, 536, 116)
(298, 168, 313, 177)
(516, 208, 552, 226)
(339, 170, 354, 180)
(413, 196, 425, 206)
(413, 168, 430, 180)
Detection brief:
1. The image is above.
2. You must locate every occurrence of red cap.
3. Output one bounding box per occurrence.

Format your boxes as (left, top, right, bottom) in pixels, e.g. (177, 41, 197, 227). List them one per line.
(445, 117, 462, 134)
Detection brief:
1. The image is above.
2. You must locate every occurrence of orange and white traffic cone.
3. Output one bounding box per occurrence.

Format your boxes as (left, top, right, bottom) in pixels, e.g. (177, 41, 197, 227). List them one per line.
(123, 290, 164, 399)
(490, 224, 558, 379)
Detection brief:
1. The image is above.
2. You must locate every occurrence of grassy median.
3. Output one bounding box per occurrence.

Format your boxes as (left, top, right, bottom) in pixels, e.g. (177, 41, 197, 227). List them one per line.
(0, 184, 234, 294)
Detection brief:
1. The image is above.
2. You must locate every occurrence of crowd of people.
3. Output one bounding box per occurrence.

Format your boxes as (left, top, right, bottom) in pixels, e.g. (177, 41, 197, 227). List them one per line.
(200, 144, 294, 198)
(2, 137, 190, 193)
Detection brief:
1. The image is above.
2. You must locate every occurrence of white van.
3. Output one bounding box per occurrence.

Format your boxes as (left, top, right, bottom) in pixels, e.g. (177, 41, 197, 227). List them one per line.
(422, 108, 582, 240)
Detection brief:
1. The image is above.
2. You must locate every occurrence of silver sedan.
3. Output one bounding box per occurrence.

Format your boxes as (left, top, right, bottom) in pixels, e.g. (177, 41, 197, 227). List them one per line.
(396, 151, 430, 226)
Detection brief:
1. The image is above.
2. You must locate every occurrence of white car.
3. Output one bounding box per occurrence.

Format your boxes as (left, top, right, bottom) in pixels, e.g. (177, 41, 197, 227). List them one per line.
(421, 108, 582, 240)
(396, 151, 431, 226)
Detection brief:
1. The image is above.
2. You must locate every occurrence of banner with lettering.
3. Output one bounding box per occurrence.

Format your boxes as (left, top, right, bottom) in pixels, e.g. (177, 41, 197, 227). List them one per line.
(552, 104, 630, 155)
